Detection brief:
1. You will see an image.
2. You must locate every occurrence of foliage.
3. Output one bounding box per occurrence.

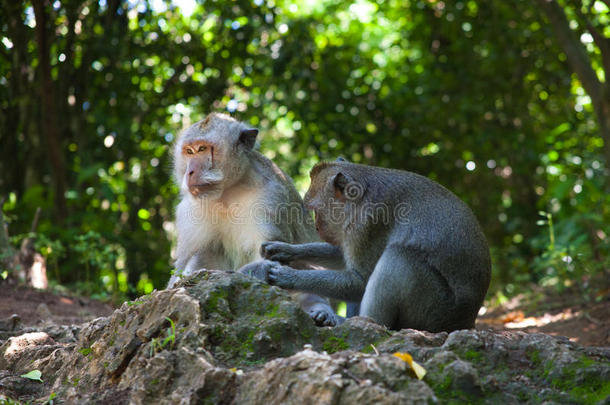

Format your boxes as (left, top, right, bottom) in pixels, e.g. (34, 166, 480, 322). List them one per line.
(149, 316, 176, 356)
(0, 0, 608, 299)
(20, 370, 43, 382)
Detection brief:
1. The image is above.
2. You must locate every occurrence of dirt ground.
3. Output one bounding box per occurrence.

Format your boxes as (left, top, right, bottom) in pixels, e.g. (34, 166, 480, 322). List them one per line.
(477, 286, 610, 347)
(0, 283, 114, 327)
(0, 282, 608, 347)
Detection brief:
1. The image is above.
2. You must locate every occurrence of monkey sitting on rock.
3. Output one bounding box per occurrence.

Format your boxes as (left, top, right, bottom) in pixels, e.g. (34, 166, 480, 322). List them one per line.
(258, 160, 492, 332)
(168, 113, 339, 326)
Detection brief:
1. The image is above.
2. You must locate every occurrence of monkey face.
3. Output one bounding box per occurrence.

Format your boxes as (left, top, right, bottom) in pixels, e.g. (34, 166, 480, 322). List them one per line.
(181, 139, 224, 199)
(175, 114, 259, 200)
(304, 166, 348, 246)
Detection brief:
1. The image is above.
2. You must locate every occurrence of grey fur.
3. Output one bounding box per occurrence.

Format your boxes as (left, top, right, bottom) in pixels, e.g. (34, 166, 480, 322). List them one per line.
(169, 113, 338, 326)
(260, 161, 492, 332)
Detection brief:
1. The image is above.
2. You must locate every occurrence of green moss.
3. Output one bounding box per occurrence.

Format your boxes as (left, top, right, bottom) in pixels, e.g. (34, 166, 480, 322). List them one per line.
(205, 289, 231, 317)
(438, 374, 453, 391)
(462, 349, 484, 363)
(323, 336, 349, 354)
(527, 349, 542, 366)
(78, 347, 92, 357)
(429, 374, 485, 405)
(430, 375, 459, 404)
(265, 304, 280, 318)
(360, 341, 385, 354)
(263, 322, 284, 342)
(210, 323, 256, 365)
(357, 333, 397, 354)
(525, 349, 554, 382)
(550, 356, 610, 403)
(300, 327, 313, 341)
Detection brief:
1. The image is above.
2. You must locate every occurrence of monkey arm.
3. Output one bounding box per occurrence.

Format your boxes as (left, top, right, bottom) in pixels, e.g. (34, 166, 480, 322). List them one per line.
(261, 241, 345, 270)
(237, 260, 341, 326)
(266, 261, 366, 302)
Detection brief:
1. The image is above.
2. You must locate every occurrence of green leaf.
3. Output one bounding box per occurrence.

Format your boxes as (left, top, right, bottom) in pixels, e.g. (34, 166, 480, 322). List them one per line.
(79, 347, 92, 356)
(20, 369, 43, 382)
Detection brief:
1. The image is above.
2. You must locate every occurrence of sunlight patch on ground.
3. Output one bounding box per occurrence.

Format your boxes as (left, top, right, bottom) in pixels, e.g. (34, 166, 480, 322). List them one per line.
(5, 332, 51, 357)
(481, 308, 580, 330)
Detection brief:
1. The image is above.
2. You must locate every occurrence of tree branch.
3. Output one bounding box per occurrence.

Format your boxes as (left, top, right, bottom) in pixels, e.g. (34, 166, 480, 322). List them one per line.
(536, 0, 602, 105)
(573, 0, 610, 85)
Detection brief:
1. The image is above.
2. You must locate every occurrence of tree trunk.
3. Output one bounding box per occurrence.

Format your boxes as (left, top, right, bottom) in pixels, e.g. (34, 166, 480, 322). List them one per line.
(32, 0, 68, 220)
(536, 0, 610, 189)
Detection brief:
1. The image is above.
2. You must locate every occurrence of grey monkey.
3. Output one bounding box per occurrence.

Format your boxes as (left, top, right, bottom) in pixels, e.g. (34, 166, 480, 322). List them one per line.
(169, 112, 338, 326)
(259, 160, 492, 332)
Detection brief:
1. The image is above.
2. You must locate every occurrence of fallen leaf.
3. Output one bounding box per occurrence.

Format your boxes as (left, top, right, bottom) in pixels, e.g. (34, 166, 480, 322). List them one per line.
(20, 370, 43, 382)
(229, 367, 243, 376)
(501, 310, 525, 323)
(393, 352, 426, 380)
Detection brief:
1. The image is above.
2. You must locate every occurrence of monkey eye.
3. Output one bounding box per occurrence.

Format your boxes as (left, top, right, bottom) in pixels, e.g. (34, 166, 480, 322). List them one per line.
(186, 148, 194, 155)
(198, 145, 207, 152)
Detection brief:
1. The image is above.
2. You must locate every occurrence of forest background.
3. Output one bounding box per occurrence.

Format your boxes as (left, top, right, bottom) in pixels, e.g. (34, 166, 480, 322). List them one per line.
(1, 0, 609, 307)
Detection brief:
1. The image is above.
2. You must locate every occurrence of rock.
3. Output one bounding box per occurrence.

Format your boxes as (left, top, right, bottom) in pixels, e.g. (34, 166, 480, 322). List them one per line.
(236, 348, 438, 404)
(36, 303, 52, 320)
(0, 314, 22, 342)
(442, 360, 481, 396)
(0, 270, 608, 404)
(0, 314, 21, 331)
(0, 370, 45, 402)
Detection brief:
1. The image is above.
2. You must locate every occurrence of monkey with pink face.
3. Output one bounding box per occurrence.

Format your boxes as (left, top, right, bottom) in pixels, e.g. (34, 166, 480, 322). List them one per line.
(169, 113, 339, 326)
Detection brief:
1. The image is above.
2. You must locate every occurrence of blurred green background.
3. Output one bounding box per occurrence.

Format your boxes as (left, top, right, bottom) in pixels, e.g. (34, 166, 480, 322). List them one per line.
(1, 0, 609, 302)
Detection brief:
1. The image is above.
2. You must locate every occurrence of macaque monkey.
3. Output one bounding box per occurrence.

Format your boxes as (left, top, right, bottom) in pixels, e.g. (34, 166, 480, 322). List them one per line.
(168, 113, 338, 326)
(259, 160, 492, 332)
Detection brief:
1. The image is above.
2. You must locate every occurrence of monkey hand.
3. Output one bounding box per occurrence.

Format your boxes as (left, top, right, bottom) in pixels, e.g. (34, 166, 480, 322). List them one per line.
(307, 304, 341, 327)
(238, 260, 272, 282)
(267, 262, 297, 289)
(261, 241, 299, 264)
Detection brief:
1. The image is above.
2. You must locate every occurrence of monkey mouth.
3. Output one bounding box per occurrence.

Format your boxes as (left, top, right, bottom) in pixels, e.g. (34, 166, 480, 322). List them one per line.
(189, 182, 222, 197)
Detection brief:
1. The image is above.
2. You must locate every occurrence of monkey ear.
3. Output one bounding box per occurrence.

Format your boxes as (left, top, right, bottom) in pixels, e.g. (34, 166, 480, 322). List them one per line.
(239, 128, 259, 150)
(332, 172, 349, 194)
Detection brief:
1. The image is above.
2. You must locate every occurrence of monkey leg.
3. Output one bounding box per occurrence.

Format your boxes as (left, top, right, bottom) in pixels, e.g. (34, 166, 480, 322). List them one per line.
(296, 293, 340, 327)
(346, 302, 360, 317)
(358, 251, 403, 329)
(361, 247, 462, 332)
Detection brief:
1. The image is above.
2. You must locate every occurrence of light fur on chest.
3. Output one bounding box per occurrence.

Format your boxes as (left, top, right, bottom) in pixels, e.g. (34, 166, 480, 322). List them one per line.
(177, 189, 266, 269)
